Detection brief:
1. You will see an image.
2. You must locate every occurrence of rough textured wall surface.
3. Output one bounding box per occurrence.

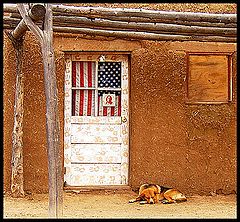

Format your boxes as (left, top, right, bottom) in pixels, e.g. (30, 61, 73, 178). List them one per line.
(3, 3, 236, 195)
(4, 33, 48, 193)
(3, 34, 16, 193)
(3, 34, 65, 193)
(129, 41, 236, 195)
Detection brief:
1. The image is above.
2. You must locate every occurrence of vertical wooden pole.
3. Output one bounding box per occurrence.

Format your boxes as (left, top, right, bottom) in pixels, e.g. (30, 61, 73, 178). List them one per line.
(8, 35, 25, 198)
(16, 3, 63, 217)
(41, 4, 63, 218)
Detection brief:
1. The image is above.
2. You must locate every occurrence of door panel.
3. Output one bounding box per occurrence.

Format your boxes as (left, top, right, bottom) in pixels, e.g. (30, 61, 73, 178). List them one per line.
(69, 163, 122, 186)
(71, 144, 121, 163)
(71, 124, 121, 144)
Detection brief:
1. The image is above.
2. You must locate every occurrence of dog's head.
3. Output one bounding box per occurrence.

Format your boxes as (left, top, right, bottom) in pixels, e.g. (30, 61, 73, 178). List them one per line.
(140, 188, 158, 204)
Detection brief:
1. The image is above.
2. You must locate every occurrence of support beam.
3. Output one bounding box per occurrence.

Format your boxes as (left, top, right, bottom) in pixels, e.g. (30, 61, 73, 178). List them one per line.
(17, 3, 63, 218)
(51, 4, 236, 23)
(3, 3, 18, 13)
(4, 15, 236, 42)
(53, 15, 236, 37)
(53, 26, 236, 42)
(4, 4, 237, 24)
(63, 15, 237, 28)
(6, 8, 237, 28)
(5, 15, 237, 36)
(41, 4, 63, 218)
(11, 4, 46, 40)
(3, 17, 20, 29)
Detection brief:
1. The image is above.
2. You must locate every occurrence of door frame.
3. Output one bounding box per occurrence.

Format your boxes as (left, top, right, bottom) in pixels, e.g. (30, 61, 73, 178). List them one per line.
(63, 51, 130, 187)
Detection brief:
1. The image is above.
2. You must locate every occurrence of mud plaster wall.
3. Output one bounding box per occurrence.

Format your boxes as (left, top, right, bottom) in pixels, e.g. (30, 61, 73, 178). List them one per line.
(3, 4, 237, 195)
(129, 41, 237, 195)
(3, 31, 237, 195)
(4, 33, 50, 193)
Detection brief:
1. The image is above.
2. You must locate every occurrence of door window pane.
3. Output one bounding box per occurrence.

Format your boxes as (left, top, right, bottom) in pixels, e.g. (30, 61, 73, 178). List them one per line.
(72, 61, 96, 87)
(71, 61, 96, 116)
(98, 62, 121, 88)
(98, 90, 121, 116)
(72, 90, 95, 116)
(97, 62, 122, 116)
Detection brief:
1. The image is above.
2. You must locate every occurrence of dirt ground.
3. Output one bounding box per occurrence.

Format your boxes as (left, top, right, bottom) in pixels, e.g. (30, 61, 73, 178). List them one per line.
(3, 190, 237, 219)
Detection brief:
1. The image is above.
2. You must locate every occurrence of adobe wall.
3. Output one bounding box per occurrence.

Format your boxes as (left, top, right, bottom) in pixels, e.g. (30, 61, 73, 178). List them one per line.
(3, 33, 49, 193)
(3, 3, 237, 195)
(129, 41, 236, 195)
(3, 31, 237, 195)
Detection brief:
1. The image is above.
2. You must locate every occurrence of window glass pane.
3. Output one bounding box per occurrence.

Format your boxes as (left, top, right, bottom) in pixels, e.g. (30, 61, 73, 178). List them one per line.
(98, 90, 121, 116)
(72, 61, 96, 88)
(97, 62, 122, 116)
(98, 62, 121, 88)
(72, 90, 95, 116)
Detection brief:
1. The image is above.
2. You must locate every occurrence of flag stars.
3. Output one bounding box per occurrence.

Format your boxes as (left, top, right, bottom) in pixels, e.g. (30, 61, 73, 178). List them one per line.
(98, 62, 121, 89)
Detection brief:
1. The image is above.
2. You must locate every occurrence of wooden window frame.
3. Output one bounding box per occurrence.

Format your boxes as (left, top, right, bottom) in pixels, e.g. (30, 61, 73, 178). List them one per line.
(185, 52, 233, 104)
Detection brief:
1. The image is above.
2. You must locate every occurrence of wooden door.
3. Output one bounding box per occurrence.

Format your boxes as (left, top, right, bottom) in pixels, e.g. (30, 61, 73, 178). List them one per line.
(64, 53, 129, 186)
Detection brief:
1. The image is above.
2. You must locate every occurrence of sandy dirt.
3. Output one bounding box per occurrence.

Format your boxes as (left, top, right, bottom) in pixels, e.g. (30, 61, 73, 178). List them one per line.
(3, 190, 237, 219)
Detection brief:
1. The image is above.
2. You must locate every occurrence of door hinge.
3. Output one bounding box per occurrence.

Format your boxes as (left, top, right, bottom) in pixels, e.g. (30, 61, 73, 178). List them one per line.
(64, 167, 66, 174)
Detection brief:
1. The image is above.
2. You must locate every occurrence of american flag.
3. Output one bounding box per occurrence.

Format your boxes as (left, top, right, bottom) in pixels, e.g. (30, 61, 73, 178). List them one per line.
(71, 61, 121, 116)
(72, 61, 96, 116)
(98, 62, 121, 116)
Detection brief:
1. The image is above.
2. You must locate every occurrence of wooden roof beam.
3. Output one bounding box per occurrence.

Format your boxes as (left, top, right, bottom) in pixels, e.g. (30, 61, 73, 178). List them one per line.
(3, 3, 18, 13)
(11, 4, 46, 40)
(52, 4, 236, 23)
(4, 3, 237, 24)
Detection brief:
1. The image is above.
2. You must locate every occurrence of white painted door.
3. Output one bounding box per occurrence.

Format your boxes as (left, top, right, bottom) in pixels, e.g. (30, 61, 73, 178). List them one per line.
(64, 53, 129, 186)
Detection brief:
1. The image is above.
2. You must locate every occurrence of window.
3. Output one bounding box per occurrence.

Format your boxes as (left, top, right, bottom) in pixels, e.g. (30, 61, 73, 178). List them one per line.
(71, 61, 122, 116)
(186, 52, 232, 104)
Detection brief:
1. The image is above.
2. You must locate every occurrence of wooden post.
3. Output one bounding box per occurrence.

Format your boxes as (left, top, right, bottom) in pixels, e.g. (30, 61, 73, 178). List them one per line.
(17, 3, 63, 218)
(41, 4, 63, 218)
(6, 32, 25, 198)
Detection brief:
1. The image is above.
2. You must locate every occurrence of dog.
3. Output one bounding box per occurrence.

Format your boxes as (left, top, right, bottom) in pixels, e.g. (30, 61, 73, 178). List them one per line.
(129, 184, 161, 204)
(129, 183, 187, 204)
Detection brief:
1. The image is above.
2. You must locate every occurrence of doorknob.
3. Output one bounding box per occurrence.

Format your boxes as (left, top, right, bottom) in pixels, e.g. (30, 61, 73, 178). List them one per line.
(122, 116, 127, 123)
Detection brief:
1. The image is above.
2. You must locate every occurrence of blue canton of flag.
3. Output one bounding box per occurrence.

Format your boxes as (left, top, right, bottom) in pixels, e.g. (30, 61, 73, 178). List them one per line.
(97, 62, 122, 116)
(98, 62, 121, 96)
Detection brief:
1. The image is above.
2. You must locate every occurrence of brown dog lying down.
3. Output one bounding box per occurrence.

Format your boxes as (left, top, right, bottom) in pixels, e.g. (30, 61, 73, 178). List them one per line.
(129, 183, 187, 204)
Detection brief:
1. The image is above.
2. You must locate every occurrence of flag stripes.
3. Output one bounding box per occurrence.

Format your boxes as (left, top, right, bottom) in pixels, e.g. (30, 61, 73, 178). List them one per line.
(71, 61, 121, 116)
(98, 91, 121, 116)
(72, 61, 96, 116)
